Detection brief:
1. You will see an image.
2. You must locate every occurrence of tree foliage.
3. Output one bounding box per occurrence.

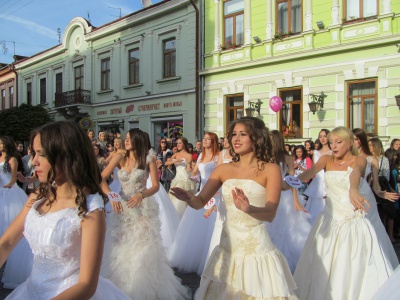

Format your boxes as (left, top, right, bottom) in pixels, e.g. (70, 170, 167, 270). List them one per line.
(0, 104, 52, 142)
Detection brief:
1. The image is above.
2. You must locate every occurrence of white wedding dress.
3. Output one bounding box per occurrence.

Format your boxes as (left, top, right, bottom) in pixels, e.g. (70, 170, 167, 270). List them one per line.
(0, 162, 33, 289)
(294, 168, 399, 300)
(6, 194, 130, 299)
(196, 179, 297, 299)
(101, 154, 191, 299)
(167, 154, 218, 275)
(265, 163, 311, 273)
(168, 159, 196, 218)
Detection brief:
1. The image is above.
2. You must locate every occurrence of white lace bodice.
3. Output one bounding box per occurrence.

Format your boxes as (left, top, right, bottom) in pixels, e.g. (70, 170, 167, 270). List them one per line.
(118, 154, 152, 200)
(23, 194, 104, 298)
(221, 179, 274, 254)
(0, 162, 17, 187)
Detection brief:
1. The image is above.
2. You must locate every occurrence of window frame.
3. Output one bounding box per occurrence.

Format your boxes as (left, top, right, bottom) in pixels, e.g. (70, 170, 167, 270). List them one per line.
(128, 48, 140, 85)
(40, 78, 46, 105)
(225, 94, 244, 132)
(1, 89, 5, 110)
(9, 86, 13, 108)
(163, 38, 176, 78)
(27, 82, 32, 105)
(343, 0, 378, 20)
(346, 79, 378, 134)
(223, 0, 244, 47)
(278, 87, 303, 138)
(74, 65, 84, 90)
(275, 0, 303, 34)
(55, 73, 63, 94)
(101, 58, 111, 91)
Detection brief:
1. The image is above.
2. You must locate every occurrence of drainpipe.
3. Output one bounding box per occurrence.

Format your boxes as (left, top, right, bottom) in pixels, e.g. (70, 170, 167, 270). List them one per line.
(189, 0, 200, 139)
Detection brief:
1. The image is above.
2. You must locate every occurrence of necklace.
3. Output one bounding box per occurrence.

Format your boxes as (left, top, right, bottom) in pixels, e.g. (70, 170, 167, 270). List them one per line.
(338, 160, 346, 166)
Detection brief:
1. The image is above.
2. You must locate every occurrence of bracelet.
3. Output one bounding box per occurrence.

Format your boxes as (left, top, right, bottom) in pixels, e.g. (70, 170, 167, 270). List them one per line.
(140, 191, 146, 199)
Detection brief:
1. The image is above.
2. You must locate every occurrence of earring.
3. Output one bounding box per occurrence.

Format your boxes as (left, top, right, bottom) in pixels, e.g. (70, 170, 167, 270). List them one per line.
(52, 181, 57, 188)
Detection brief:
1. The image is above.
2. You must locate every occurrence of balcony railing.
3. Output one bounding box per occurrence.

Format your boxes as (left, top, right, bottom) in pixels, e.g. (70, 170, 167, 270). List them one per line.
(55, 88, 91, 107)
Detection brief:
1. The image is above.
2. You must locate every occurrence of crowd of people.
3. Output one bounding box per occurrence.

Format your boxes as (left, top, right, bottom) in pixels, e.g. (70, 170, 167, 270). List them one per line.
(0, 118, 399, 300)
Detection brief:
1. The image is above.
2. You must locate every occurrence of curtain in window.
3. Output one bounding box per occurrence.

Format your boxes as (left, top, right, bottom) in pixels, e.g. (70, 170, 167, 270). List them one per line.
(236, 14, 244, 45)
(291, 0, 301, 33)
(278, 2, 288, 33)
(350, 82, 375, 132)
(346, 0, 360, 19)
(364, 0, 377, 17)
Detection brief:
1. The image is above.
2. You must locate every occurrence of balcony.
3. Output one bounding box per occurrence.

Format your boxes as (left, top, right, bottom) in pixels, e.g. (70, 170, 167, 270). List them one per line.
(55, 88, 91, 107)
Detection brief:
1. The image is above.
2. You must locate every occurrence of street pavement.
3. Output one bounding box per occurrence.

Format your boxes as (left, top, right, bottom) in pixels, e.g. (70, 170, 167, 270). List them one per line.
(1, 242, 400, 299)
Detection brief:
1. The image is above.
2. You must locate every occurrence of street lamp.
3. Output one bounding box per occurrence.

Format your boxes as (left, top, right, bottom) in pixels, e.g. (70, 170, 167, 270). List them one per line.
(308, 92, 326, 114)
(245, 99, 263, 116)
(112, 119, 125, 130)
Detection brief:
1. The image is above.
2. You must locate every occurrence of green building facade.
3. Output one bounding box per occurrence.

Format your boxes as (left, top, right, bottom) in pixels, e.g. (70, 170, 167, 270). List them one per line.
(201, 0, 400, 146)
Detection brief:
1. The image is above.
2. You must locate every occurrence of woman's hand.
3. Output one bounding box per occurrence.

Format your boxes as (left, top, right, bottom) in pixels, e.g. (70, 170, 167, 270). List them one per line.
(376, 190, 400, 202)
(17, 172, 28, 183)
(349, 189, 370, 212)
(232, 187, 251, 213)
(111, 200, 123, 214)
(203, 206, 216, 219)
(156, 160, 162, 169)
(127, 194, 143, 208)
(170, 187, 192, 202)
(294, 200, 307, 213)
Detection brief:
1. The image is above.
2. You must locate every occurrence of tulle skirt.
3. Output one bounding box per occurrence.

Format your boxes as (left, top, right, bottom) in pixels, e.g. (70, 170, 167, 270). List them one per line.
(147, 176, 180, 252)
(304, 172, 325, 225)
(102, 197, 191, 299)
(372, 265, 400, 300)
(167, 205, 217, 275)
(5, 276, 131, 300)
(0, 186, 33, 289)
(265, 189, 311, 273)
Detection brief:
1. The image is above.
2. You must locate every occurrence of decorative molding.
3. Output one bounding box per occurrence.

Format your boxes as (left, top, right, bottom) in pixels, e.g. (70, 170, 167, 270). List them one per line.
(156, 25, 181, 44)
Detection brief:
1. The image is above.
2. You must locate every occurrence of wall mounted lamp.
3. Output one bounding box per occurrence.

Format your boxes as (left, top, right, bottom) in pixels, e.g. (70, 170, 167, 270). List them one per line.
(145, 90, 151, 95)
(395, 94, 400, 109)
(308, 92, 326, 114)
(316, 21, 325, 30)
(112, 119, 125, 130)
(253, 36, 262, 43)
(245, 99, 263, 117)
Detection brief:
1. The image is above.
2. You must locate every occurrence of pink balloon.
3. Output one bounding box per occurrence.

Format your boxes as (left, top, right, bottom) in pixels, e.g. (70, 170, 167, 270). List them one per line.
(269, 96, 282, 112)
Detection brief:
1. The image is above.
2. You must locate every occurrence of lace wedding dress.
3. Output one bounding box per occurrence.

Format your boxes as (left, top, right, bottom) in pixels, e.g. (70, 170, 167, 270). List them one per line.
(0, 161, 33, 289)
(196, 179, 297, 299)
(294, 168, 399, 300)
(168, 158, 196, 218)
(101, 154, 191, 300)
(6, 194, 130, 299)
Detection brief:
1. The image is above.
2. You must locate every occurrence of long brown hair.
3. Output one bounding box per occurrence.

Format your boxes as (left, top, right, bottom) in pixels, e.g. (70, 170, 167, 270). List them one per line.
(228, 117, 274, 171)
(269, 130, 286, 167)
(352, 128, 372, 156)
(31, 121, 106, 218)
(200, 132, 220, 162)
(125, 128, 150, 170)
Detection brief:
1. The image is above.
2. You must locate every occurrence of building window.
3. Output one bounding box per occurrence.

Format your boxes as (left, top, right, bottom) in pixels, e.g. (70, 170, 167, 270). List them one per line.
(27, 82, 32, 105)
(40, 78, 46, 105)
(9, 86, 13, 108)
(279, 88, 302, 138)
(223, 0, 244, 47)
(129, 49, 140, 84)
(163, 39, 176, 78)
(226, 94, 244, 131)
(276, 0, 302, 34)
(1, 89, 5, 110)
(56, 73, 62, 94)
(347, 79, 377, 134)
(74, 65, 84, 90)
(344, 0, 377, 20)
(101, 58, 110, 90)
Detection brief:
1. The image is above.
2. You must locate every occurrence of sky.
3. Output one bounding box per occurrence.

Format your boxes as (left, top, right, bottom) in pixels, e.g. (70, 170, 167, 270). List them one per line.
(0, 0, 163, 64)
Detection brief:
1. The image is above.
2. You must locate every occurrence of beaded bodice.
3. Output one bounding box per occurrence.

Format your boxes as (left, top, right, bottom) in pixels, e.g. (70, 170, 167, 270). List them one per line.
(0, 162, 17, 187)
(118, 153, 152, 200)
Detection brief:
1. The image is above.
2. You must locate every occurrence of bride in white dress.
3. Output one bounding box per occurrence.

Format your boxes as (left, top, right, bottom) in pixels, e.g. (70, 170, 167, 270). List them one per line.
(167, 132, 220, 275)
(171, 117, 296, 299)
(1, 121, 129, 299)
(166, 137, 196, 218)
(291, 126, 399, 300)
(101, 128, 191, 299)
(0, 136, 33, 289)
(266, 130, 311, 273)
